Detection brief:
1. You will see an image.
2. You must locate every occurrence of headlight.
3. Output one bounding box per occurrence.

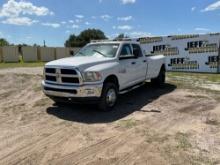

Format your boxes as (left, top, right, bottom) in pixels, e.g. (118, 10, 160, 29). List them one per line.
(82, 72, 102, 82)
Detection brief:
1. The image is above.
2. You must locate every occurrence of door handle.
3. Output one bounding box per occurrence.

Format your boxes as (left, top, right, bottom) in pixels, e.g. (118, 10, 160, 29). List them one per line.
(131, 62, 136, 65)
(143, 60, 147, 63)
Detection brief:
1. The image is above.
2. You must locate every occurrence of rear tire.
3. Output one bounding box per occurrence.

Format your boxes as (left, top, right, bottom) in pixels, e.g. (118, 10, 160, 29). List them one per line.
(98, 82, 118, 111)
(151, 67, 165, 86)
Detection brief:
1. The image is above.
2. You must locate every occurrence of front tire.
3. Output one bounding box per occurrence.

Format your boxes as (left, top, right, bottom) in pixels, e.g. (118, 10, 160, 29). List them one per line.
(98, 82, 118, 111)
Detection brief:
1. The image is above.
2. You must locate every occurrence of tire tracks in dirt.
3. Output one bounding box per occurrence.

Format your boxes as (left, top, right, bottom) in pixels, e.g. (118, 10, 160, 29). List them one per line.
(0, 125, 77, 165)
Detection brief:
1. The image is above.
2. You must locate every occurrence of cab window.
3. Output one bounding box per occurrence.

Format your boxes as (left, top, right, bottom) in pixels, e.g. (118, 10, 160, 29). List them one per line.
(120, 44, 133, 57)
(132, 44, 143, 57)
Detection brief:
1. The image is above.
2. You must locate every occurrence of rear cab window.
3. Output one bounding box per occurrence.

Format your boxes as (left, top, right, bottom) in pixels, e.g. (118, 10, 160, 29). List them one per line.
(132, 44, 143, 57)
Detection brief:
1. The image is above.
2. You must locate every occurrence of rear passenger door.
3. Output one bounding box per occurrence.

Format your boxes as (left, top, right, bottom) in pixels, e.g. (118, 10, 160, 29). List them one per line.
(118, 44, 138, 89)
(131, 44, 148, 82)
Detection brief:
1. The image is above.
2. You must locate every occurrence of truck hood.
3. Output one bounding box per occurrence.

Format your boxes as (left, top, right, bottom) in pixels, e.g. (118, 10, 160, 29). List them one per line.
(45, 56, 115, 70)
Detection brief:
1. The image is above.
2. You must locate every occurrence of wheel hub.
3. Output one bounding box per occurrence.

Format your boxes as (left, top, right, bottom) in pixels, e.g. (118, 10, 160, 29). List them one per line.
(106, 88, 116, 107)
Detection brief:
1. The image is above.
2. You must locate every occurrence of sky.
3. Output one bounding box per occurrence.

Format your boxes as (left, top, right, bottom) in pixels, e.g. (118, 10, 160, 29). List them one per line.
(0, 0, 220, 46)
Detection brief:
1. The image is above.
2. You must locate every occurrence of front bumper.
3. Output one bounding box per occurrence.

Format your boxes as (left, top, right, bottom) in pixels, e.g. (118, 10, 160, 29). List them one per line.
(42, 80, 103, 98)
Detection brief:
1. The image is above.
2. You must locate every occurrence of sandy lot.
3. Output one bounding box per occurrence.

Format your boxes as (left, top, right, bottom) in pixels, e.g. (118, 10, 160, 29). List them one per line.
(0, 67, 220, 165)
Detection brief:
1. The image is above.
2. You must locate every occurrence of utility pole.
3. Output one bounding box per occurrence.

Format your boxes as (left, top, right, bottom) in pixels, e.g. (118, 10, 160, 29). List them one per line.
(218, 39, 220, 73)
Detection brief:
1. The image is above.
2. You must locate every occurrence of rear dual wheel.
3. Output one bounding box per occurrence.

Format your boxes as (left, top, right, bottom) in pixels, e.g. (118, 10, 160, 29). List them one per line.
(151, 67, 165, 86)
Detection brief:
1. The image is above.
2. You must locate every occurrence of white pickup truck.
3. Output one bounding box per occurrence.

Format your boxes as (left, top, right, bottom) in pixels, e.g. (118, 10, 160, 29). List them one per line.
(42, 40, 166, 111)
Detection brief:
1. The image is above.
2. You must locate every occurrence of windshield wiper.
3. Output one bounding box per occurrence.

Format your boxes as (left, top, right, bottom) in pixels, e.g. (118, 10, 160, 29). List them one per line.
(92, 49, 108, 57)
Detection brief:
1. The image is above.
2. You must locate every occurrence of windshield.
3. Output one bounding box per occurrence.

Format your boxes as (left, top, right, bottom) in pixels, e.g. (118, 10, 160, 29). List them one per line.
(75, 44, 119, 58)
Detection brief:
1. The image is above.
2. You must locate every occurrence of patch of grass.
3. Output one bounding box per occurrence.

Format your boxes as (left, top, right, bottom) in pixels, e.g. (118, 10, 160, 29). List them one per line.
(175, 132, 192, 150)
(33, 98, 50, 107)
(167, 72, 220, 98)
(167, 79, 194, 89)
(117, 119, 138, 129)
(0, 62, 45, 69)
(142, 129, 170, 143)
(33, 84, 42, 92)
(167, 72, 220, 83)
(145, 133, 170, 144)
(160, 131, 217, 165)
(163, 146, 217, 165)
(187, 154, 218, 165)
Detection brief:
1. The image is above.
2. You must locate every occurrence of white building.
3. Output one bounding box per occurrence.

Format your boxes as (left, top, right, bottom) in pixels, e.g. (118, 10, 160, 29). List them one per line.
(136, 33, 220, 73)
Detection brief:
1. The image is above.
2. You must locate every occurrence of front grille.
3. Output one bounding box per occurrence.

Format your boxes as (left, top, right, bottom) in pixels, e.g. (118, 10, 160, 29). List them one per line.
(62, 77, 79, 83)
(44, 67, 80, 85)
(44, 87, 77, 94)
(46, 75, 56, 82)
(45, 68, 56, 73)
(61, 69, 77, 75)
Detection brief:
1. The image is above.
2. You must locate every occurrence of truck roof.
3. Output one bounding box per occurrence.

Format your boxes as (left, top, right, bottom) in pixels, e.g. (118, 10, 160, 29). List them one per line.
(89, 39, 139, 45)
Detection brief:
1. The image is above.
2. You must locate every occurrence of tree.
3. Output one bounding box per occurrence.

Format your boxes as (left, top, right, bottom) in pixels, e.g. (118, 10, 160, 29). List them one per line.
(33, 43, 40, 47)
(65, 29, 107, 47)
(0, 38, 9, 46)
(65, 34, 78, 47)
(114, 33, 129, 40)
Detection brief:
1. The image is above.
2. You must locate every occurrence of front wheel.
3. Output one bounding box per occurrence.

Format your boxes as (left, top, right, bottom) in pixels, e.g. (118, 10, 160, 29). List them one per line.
(98, 82, 118, 111)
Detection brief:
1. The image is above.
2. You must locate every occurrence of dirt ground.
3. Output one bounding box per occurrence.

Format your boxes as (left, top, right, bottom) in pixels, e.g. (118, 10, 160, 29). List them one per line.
(0, 67, 220, 165)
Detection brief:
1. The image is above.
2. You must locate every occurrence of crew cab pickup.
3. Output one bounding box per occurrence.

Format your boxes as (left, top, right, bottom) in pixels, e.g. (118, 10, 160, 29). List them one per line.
(42, 41, 166, 111)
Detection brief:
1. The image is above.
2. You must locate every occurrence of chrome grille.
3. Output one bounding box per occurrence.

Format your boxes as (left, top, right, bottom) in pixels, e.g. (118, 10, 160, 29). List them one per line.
(44, 67, 81, 85)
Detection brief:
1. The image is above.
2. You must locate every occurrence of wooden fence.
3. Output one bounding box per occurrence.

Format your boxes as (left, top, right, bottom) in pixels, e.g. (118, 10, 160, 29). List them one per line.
(0, 46, 80, 62)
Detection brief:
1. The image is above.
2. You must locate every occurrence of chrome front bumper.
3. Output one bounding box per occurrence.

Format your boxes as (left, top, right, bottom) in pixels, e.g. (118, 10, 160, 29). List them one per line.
(42, 81, 103, 98)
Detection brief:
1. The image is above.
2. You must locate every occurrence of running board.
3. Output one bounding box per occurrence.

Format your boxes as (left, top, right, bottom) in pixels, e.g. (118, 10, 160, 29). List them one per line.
(119, 82, 145, 94)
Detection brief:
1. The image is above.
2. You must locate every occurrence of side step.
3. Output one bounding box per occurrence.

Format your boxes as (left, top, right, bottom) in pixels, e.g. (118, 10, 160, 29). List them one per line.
(119, 82, 145, 94)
